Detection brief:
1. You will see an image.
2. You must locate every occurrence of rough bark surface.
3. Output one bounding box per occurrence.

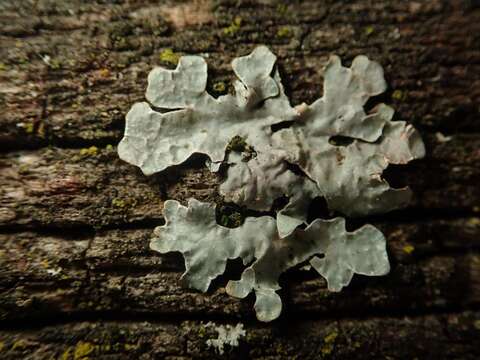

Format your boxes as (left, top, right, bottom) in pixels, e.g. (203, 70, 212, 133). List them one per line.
(0, 0, 479, 359)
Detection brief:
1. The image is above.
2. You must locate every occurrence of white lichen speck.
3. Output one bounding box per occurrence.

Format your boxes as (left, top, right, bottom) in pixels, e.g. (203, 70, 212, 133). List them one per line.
(205, 322, 246, 355)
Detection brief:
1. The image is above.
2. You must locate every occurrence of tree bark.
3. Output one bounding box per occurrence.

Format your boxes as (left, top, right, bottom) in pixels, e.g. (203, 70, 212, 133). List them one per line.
(0, 0, 479, 358)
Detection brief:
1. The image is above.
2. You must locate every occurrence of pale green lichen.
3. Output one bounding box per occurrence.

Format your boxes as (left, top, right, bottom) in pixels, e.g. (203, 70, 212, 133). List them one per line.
(118, 46, 425, 322)
(151, 199, 390, 321)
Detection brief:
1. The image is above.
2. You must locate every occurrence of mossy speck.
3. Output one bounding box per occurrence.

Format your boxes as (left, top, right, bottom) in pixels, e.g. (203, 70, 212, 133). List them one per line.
(223, 17, 242, 37)
(79, 146, 98, 157)
(277, 26, 293, 38)
(159, 49, 180, 66)
(321, 330, 338, 356)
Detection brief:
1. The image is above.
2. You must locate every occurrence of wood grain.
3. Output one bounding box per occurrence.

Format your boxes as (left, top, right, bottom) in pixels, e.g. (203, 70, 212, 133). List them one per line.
(0, 0, 479, 358)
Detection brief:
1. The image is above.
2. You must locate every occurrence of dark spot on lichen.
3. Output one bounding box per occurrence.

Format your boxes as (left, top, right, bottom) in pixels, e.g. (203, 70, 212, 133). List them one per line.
(227, 136, 248, 152)
(226, 136, 256, 161)
(329, 135, 355, 147)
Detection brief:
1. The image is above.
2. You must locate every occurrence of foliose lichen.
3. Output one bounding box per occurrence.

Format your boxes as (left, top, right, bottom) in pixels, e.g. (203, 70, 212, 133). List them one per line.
(205, 322, 246, 355)
(118, 46, 425, 322)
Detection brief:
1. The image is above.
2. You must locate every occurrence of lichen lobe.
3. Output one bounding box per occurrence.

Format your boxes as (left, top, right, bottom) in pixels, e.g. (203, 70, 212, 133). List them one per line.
(151, 199, 389, 322)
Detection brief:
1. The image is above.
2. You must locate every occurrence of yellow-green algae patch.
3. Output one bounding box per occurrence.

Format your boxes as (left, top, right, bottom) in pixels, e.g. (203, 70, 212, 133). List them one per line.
(159, 48, 180, 65)
(277, 26, 293, 38)
(223, 17, 242, 36)
(79, 146, 98, 157)
(74, 341, 94, 359)
(321, 330, 338, 356)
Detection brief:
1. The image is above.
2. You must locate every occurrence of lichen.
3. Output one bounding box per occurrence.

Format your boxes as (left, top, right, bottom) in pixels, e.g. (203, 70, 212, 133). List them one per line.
(118, 46, 425, 322)
(205, 322, 246, 355)
(151, 199, 389, 321)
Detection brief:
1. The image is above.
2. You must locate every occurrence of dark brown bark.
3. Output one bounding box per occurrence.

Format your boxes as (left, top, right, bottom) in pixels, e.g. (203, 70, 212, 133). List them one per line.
(0, 0, 479, 358)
